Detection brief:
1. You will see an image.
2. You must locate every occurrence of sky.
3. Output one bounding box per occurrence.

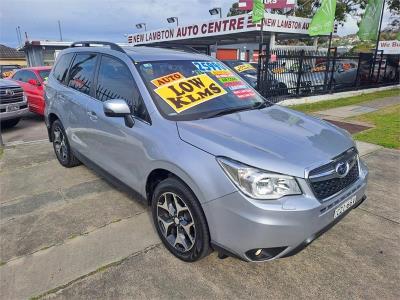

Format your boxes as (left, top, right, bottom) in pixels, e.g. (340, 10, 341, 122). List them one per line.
(0, 0, 393, 48)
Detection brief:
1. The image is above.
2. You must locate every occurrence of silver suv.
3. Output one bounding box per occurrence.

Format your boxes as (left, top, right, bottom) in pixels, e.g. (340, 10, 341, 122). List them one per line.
(45, 42, 368, 262)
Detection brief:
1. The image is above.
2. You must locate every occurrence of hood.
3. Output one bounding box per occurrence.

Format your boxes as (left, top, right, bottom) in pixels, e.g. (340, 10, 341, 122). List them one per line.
(177, 106, 355, 178)
(0, 79, 20, 88)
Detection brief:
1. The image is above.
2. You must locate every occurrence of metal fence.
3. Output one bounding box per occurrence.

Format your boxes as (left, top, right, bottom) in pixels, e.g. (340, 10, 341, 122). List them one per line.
(256, 46, 400, 103)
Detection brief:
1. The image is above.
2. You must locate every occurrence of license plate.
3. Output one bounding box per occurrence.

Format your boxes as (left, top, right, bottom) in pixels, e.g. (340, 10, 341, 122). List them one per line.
(334, 195, 357, 219)
(6, 104, 19, 112)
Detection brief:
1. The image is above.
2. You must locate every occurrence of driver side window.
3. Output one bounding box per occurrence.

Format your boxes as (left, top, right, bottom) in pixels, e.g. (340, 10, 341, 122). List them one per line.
(95, 55, 149, 123)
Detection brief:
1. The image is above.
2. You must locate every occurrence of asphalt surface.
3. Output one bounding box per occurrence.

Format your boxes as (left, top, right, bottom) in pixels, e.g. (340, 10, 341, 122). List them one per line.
(1, 112, 48, 145)
(0, 116, 399, 299)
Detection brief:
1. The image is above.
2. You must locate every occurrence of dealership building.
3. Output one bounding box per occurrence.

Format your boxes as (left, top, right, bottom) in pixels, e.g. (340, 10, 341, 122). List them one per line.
(20, 13, 317, 66)
(127, 13, 317, 61)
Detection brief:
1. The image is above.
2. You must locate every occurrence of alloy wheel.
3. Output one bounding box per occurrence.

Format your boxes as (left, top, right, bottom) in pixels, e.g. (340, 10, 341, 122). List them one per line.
(53, 127, 68, 161)
(156, 192, 196, 253)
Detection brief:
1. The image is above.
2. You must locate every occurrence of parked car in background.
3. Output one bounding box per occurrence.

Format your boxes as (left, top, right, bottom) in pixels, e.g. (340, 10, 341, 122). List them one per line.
(0, 64, 21, 79)
(45, 42, 368, 263)
(222, 60, 259, 87)
(10, 66, 51, 115)
(0, 78, 28, 127)
(312, 61, 358, 73)
(223, 60, 288, 94)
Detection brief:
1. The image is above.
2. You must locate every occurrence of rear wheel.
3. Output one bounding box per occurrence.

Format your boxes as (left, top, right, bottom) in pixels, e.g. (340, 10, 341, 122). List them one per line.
(151, 177, 210, 262)
(1, 118, 20, 128)
(51, 120, 80, 168)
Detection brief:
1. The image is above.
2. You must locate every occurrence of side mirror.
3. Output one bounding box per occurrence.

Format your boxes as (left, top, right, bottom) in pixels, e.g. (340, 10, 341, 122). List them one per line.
(28, 79, 40, 86)
(103, 99, 135, 128)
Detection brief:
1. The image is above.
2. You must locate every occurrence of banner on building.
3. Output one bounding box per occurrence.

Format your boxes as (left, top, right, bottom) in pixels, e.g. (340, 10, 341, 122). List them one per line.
(128, 13, 312, 45)
(378, 40, 400, 54)
(239, 0, 296, 10)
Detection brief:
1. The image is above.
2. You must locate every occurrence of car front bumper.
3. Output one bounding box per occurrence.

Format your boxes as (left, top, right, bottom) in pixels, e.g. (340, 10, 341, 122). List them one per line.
(202, 160, 369, 262)
(0, 101, 29, 121)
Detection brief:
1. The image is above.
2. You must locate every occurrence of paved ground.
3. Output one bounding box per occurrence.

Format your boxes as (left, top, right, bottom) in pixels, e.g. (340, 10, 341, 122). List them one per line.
(1, 113, 48, 145)
(0, 138, 399, 299)
(314, 96, 400, 120)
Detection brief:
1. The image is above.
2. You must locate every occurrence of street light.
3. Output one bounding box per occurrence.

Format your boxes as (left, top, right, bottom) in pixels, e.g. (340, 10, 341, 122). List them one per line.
(209, 7, 222, 18)
(136, 23, 147, 31)
(167, 17, 179, 26)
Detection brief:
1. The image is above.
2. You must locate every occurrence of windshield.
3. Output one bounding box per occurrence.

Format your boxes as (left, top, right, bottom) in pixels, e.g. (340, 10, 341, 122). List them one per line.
(137, 60, 271, 121)
(1, 66, 19, 78)
(38, 70, 51, 81)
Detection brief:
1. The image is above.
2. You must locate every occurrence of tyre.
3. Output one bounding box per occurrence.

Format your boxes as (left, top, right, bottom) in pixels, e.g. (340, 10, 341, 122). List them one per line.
(51, 120, 80, 168)
(1, 118, 20, 128)
(151, 177, 210, 262)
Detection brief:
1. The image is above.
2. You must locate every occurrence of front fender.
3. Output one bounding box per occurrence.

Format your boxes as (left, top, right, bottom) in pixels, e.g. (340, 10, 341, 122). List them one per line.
(142, 142, 237, 205)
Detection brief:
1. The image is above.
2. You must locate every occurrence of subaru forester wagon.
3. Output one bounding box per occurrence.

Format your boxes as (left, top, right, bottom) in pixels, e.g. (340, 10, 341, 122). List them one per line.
(45, 41, 368, 262)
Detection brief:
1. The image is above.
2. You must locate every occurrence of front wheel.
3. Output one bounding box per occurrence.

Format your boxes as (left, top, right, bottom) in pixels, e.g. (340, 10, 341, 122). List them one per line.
(151, 177, 210, 262)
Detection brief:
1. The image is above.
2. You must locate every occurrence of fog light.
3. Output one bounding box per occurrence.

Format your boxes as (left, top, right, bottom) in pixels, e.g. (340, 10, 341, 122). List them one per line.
(246, 247, 287, 261)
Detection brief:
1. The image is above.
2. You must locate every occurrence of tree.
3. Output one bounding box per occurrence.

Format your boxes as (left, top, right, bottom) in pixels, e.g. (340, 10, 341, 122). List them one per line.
(227, 2, 250, 17)
(295, 0, 399, 24)
(226, 1, 399, 31)
(387, 0, 399, 14)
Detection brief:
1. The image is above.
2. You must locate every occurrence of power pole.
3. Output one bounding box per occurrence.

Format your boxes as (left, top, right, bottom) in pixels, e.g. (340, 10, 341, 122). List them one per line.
(16, 28, 21, 46)
(58, 20, 63, 41)
(17, 26, 23, 46)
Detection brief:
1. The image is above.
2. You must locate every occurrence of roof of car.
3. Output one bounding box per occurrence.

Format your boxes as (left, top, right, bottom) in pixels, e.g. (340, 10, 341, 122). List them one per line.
(20, 66, 52, 71)
(61, 45, 213, 63)
(122, 46, 212, 62)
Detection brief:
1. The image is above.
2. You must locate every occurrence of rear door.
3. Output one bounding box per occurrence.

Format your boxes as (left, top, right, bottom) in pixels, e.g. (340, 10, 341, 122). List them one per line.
(63, 53, 98, 156)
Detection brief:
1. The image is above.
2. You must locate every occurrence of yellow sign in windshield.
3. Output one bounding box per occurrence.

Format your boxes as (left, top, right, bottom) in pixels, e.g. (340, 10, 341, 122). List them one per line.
(151, 72, 185, 87)
(234, 64, 256, 73)
(154, 74, 227, 113)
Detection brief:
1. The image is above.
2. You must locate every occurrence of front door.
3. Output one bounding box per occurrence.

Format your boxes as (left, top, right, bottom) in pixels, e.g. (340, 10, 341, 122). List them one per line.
(84, 54, 151, 190)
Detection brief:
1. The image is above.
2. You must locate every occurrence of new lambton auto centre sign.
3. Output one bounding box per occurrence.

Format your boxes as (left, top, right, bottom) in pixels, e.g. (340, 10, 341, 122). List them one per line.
(128, 13, 311, 45)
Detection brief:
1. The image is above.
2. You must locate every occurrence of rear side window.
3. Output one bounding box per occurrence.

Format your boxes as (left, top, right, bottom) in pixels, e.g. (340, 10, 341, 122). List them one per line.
(52, 53, 73, 83)
(67, 53, 97, 96)
(95, 55, 148, 121)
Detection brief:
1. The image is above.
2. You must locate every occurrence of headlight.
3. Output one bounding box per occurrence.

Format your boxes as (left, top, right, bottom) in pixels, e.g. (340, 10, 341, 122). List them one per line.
(217, 157, 301, 200)
(23, 92, 27, 102)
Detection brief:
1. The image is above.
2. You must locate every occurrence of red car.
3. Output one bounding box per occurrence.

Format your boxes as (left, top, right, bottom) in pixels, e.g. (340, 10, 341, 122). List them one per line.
(9, 66, 51, 116)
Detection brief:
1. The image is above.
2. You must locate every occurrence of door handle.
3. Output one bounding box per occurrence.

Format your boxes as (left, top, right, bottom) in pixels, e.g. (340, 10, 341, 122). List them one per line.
(87, 111, 98, 121)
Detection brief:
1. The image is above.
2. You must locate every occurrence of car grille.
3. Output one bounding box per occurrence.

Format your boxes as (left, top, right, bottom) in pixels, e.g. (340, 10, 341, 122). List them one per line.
(0, 87, 24, 104)
(308, 148, 360, 201)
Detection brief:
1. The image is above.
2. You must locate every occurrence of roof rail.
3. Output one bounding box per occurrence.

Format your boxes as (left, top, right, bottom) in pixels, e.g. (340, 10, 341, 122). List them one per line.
(144, 43, 201, 54)
(70, 41, 126, 53)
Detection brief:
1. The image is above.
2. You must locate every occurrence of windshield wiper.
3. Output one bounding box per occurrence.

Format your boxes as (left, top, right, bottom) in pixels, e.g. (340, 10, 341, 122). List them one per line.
(202, 102, 268, 119)
(252, 101, 269, 109)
